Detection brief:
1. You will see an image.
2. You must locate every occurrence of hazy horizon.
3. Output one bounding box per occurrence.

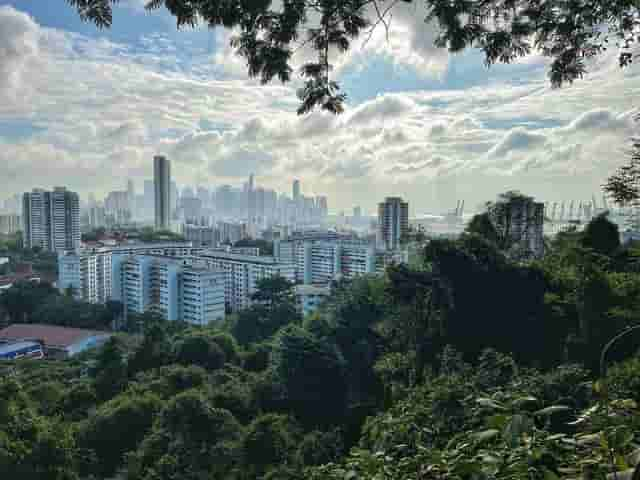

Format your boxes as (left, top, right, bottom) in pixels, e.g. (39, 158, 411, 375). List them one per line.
(0, 1, 637, 214)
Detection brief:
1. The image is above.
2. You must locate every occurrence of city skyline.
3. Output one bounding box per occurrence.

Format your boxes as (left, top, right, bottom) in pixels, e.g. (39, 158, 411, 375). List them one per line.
(0, 3, 637, 213)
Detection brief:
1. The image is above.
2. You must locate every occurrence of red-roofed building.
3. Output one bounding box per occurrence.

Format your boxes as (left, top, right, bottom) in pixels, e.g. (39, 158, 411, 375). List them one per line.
(0, 324, 111, 359)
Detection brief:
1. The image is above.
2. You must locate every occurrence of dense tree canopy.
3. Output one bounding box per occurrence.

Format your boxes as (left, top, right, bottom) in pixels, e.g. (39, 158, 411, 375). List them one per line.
(66, 0, 640, 114)
(3, 203, 640, 479)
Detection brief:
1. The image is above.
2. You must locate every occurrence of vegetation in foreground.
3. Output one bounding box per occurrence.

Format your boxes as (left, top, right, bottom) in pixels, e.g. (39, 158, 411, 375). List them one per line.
(1, 213, 640, 479)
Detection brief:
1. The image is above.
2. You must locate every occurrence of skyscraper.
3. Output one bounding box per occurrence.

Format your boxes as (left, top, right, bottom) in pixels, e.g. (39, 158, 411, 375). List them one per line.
(292, 179, 300, 202)
(23, 187, 80, 252)
(377, 197, 409, 250)
(248, 174, 256, 222)
(154, 155, 171, 230)
(127, 179, 135, 216)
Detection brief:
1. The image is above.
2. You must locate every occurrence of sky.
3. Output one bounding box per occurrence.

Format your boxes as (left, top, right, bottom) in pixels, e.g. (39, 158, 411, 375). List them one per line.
(0, 1, 638, 215)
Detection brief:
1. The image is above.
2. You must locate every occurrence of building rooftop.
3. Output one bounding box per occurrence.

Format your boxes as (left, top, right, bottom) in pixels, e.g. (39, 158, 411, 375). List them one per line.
(0, 341, 41, 355)
(295, 284, 331, 296)
(0, 324, 108, 349)
(201, 250, 286, 266)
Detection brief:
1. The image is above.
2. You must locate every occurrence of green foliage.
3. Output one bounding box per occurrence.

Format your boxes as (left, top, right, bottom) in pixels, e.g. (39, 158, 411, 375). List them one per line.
(242, 413, 301, 476)
(68, 0, 640, 116)
(0, 377, 77, 480)
(58, 381, 97, 421)
(173, 332, 226, 370)
(582, 213, 621, 257)
(242, 341, 272, 372)
(466, 212, 501, 245)
(0, 280, 119, 329)
(77, 392, 161, 478)
(233, 276, 300, 346)
(295, 429, 344, 467)
(135, 364, 209, 399)
(128, 321, 173, 376)
(128, 391, 243, 480)
(209, 331, 240, 364)
(272, 325, 347, 427)
(606, 357, 640, 403)
(4, 221, 640, 480)
(94, 336, 128, 402)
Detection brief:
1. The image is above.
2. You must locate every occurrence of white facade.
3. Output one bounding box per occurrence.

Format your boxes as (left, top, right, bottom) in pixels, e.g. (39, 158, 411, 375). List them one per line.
(200, 251, 295, 312)
(23, 188, 80, 252)
(57, 242, 204, 304)
(180, 265, 225, 325)
(112, 254, 225, 325)
(275, 237, 396, 285)
(377, 197, 409, 251)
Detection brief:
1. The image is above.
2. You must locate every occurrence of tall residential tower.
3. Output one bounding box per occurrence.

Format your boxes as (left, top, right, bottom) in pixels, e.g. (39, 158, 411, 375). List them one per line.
(154, 155, 171, 230)
(23, 187, 80, 252)
(377, 197, 409, 250)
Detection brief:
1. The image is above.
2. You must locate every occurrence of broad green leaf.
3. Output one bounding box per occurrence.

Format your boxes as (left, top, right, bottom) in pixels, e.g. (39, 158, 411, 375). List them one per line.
(534, 405, 571, 416)
(476, 397, 506, 411)
(473, 429, 500, 444)
(486, 414, 509, 430)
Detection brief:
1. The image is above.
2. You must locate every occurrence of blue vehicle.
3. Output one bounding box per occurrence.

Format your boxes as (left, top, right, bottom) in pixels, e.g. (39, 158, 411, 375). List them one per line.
(0, 341, 44, 360)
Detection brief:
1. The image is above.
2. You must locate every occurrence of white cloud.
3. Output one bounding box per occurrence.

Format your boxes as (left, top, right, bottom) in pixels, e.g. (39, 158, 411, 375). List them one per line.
(0, 5, 639, 215)
(0, 6, 41, 103)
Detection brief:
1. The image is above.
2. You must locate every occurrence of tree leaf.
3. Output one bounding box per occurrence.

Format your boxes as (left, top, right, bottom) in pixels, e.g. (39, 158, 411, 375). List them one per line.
(534, 405, 571, 416)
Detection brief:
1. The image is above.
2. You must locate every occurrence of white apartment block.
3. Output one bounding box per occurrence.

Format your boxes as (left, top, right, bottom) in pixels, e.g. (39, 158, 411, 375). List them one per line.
(111, 254, 225, 326)
(57, 243, 204, 304)
(199, 251, 295, 312)
(274, 237, 403, 285)
(23, 188, 80, 252)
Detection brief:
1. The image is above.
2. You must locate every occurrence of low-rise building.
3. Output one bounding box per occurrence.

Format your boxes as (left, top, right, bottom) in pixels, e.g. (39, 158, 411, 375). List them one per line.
(0, 324, 111, 358)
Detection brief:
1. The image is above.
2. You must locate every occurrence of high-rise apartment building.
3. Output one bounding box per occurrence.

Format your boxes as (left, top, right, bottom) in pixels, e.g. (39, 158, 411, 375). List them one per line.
(0, 214, 21, 235)
(377, 197, 409, 250)
(154, 155, 171, 230)
(23, 187, 80, 252)
(274, 234, 406, 285)
(58, 243, 205, 303)
(199, 251, 295, 312)
(487, 193, 545, 259)
(112, 254, 225, 325)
